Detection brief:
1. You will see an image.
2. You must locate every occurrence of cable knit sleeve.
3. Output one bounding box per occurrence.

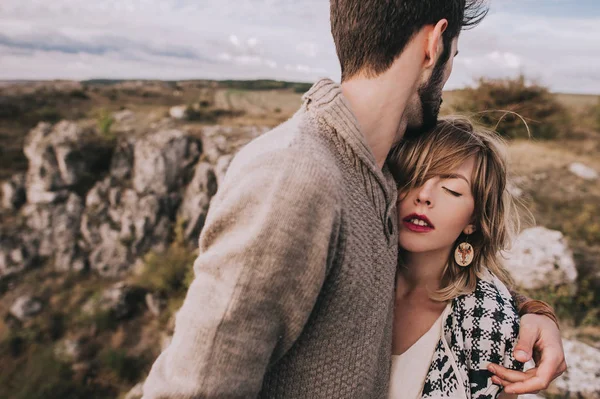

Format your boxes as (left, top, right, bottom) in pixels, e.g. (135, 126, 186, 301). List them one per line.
(142, 148, 342, 398)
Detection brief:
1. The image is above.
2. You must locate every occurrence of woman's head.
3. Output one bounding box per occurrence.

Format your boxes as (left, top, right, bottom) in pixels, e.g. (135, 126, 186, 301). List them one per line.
(388, 116, 517, 300)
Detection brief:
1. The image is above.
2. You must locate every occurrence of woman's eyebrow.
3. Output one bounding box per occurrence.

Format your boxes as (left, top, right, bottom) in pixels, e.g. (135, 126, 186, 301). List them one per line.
(439, 173, 470, 185)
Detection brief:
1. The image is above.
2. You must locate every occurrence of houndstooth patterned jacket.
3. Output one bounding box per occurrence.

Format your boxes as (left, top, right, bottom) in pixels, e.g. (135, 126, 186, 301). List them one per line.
(421, 271, 524, 399)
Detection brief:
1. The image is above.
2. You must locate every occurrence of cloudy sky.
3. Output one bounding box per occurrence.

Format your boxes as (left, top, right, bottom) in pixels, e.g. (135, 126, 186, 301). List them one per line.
(1, 0, 599, 94)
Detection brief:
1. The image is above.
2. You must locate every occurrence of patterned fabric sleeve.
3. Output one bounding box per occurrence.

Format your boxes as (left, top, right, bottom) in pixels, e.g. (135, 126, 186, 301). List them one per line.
(465, 278, 525, 399)
(421, 274, 525, 399)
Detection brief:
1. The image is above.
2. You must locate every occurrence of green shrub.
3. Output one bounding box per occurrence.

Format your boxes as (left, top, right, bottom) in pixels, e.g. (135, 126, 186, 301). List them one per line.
(293, 83, 312, 93)
(531, 195, 600, 246)
(132, 219, 196, 296)
(522, 278, 599, 327)
(69, 89, 89, 100)
(28, 311, 67, 341)
(97, 110, 115, 140)
(100, 349, 145, 383)
(185, 105, 244, 123)
(454, 76, 571, 140)
(36, 106, 63, 123)
(0, 344, 112, 399)
(217, 79, 312, 93)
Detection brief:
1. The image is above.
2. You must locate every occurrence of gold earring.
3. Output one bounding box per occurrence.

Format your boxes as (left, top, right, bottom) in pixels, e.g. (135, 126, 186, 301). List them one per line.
(454, 235, 474, 267)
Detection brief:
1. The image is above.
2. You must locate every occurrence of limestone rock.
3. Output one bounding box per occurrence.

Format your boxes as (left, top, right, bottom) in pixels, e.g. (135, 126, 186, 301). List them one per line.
(502, 227, 577, 291)
(0, 232, 37, 280)
(1, 172, 26, 210)
(214, 154, 233, 187)
(21, 192, 87, 272)
(169, 105, 187, 120)
(23, 121, 111, 204)
(83, 282, 142, 320)
(177, 162, 217, 243)
(552, 339, 600, 398)
(569, 162, 598, 180)
(81, 177, 176, 276)
(9, 295, 43, 322)
(145, 293, 166, 317)
(132, 129, 201, 196)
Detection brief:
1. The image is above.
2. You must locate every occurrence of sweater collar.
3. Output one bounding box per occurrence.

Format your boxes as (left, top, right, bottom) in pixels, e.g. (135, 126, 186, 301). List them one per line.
(302, 78, 397, 204)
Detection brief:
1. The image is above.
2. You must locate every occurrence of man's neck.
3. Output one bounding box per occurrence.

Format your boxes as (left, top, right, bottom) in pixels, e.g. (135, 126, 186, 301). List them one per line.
(340, 50, 422, 169)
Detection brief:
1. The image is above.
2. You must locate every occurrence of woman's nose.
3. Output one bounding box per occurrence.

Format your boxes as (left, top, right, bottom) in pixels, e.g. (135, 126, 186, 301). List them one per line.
(414, 182, 434, 207)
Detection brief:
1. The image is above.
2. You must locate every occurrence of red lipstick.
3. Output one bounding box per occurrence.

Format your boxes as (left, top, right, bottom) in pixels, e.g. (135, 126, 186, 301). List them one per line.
(402, 213, 435, 233)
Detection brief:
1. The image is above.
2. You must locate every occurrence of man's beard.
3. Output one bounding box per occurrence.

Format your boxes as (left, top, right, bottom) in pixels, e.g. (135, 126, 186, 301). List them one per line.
(405, 59, 446, 138)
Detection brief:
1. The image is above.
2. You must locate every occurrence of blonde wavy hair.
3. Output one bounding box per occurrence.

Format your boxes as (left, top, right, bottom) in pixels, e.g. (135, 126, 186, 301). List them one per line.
(388, 116, 519, 301)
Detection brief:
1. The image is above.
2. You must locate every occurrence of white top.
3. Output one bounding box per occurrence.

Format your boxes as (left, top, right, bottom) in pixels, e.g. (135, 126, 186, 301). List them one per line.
(388, 311, 445, 399)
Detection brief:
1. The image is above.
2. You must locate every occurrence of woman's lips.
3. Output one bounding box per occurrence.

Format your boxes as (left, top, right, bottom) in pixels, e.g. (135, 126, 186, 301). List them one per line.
(402, 214, 435, 233)
(402, 220, 434, 233)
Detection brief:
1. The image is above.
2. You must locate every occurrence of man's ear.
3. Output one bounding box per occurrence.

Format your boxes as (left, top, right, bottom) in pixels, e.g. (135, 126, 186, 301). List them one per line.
(424, 19, 448, 69)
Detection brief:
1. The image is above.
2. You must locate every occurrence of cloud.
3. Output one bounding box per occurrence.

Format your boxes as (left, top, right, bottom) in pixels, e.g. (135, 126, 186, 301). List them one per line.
(486, 52, 521, 69)
(451, 10, 600, 93)
(229, 35, 241, 48)
(296, 42, 319, 58)
(0, 0, 598, 93)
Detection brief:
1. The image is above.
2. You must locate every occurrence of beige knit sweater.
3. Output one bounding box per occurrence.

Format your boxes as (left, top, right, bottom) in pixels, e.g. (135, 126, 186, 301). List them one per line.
(142, 78, 399, 398)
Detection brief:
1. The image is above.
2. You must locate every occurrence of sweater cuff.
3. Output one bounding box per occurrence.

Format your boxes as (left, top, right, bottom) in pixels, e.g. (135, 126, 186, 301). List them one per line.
(516, 296, 560, 328)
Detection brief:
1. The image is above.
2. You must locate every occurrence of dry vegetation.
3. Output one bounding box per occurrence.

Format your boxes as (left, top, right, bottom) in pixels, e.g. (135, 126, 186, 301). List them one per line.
(0, 77, 599, 397)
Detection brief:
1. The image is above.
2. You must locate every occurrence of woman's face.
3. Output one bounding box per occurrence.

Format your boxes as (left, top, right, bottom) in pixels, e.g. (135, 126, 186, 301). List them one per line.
(397, 156, 476, 254)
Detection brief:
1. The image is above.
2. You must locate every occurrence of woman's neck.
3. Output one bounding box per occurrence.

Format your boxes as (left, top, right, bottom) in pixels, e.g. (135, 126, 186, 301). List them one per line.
(397, 248, 451, 295)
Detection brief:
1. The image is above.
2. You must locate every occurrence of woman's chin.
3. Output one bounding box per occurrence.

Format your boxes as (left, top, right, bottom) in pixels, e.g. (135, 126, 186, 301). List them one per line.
(398, 243, 435, 254)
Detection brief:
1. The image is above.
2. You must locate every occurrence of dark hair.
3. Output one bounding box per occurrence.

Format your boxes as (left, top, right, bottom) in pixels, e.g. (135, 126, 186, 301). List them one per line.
(330, 0, 489, 81)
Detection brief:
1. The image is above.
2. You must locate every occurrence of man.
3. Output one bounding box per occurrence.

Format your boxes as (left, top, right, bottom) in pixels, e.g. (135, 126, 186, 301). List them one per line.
(143, 1, 566, 397)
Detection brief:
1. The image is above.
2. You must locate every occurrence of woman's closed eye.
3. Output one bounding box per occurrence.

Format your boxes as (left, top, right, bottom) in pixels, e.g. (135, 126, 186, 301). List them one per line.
(443, 187, 462, 197)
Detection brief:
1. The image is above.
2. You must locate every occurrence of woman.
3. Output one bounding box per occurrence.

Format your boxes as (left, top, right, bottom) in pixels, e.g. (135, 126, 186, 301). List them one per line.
(387, 117, 523, 399)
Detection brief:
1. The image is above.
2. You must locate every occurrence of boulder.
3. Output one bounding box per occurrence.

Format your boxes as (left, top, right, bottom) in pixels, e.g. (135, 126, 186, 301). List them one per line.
(177, 162, 217, 243)
(169, 105, 187, 120)
(132, 129, 201, 196)
(21, 192, 87, 272)
(502, 227, 577, 291)
(9, 295, 43, 322)
(569, 162, 598, 181)
(1, 172, 27, 210)
(551, 339, 600, 398)
(145, 293, 166, 317)
(83, 282, 142, 320)
(81, 177, 176, 276)
(0, 231, 37, 280)
(214, 154, 233, 187)
(23, 121, 111, 204)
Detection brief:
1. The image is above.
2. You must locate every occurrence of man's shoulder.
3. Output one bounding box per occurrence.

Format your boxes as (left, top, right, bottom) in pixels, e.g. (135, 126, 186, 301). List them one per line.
(226, 114, 342, 188)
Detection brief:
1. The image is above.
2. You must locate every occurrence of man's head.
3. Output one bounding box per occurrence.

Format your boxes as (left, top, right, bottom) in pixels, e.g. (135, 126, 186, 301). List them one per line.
(331, 0, 488, 132)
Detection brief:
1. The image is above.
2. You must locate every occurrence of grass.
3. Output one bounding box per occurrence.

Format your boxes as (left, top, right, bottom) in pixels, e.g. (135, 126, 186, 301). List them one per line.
(0, 344, 113, 399)
(508, 138, 600, 327)
(131, 219, 195, 297)
(97, 109, 115, 140)
(0, 77, 598, 398)
(100, 348, 145, 383)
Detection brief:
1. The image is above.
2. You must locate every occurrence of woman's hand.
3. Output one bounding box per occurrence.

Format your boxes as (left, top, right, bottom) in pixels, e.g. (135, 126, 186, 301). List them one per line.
(487, 314, 567, 395)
